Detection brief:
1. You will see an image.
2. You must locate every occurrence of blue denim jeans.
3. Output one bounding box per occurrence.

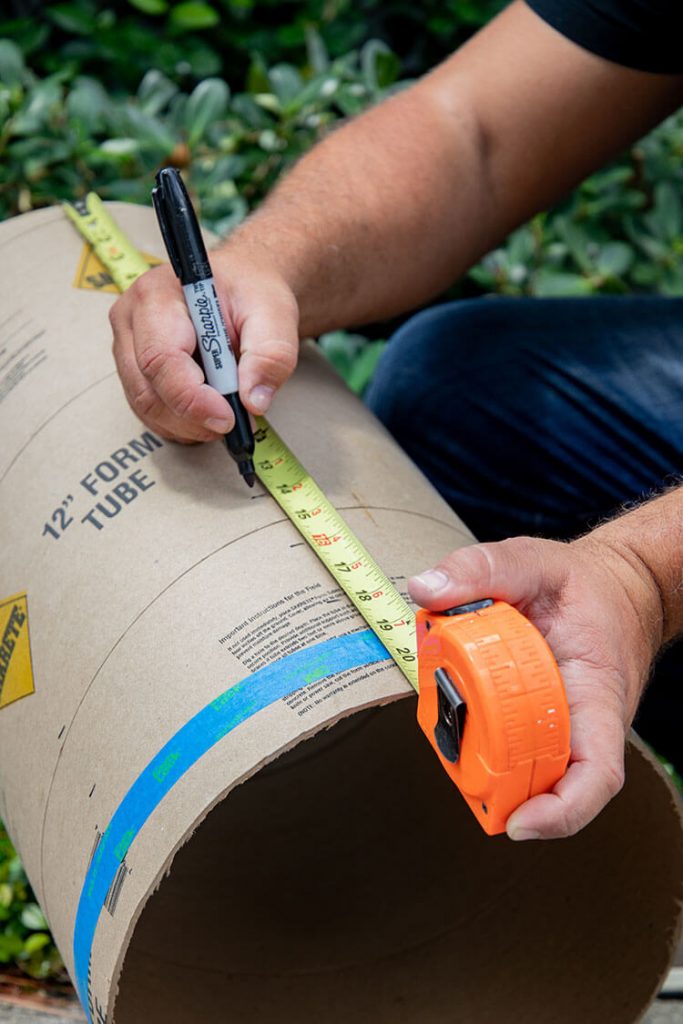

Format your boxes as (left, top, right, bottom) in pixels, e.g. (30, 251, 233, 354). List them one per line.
(366, 295, 683, 770)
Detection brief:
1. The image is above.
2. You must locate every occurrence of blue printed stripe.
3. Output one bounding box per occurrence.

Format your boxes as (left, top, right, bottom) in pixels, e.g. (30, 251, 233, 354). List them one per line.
(72, 629, 389, 1019)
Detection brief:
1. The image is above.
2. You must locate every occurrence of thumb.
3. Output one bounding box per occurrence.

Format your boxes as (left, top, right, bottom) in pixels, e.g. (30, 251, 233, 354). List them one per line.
(408, 537, 566, 611)
(235, 295, 300, 417)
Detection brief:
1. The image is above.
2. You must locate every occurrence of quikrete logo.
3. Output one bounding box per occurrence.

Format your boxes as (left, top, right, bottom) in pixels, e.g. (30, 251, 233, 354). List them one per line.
(0, 593, 35, 709)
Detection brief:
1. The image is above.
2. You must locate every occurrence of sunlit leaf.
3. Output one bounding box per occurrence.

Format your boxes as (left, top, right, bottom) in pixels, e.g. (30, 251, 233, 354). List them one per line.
(20, 903, 48, 931)
(169, 2, 220, 31)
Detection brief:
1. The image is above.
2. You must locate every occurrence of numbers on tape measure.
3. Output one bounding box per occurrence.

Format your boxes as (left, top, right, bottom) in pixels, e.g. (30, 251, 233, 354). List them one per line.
(253, 417, 419, 691)
(64, 194, 151, 291)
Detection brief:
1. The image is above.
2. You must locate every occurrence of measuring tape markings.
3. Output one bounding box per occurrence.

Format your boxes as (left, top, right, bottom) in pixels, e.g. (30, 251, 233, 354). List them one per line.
(64, 195, 151, 292)
(251, 421, 418, 691)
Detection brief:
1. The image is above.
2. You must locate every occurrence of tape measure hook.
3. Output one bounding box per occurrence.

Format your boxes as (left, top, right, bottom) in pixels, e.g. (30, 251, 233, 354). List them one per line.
(70, 198, 89, 216)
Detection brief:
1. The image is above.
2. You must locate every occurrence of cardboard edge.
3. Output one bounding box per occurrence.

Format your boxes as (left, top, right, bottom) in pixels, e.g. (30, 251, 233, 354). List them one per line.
(626, 732, 683, 1018)
(104, 689, 413, 1020)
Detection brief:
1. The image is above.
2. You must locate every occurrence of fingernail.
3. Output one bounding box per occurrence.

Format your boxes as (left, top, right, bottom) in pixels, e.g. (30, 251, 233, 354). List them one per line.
(249, 385, 274, 413)
(507, 826, 542, 842)
(410, 569, 449, 594)
(204, 417, 231, 433)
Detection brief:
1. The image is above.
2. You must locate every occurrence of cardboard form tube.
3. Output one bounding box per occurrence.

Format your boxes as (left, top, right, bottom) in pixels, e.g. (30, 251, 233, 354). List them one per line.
(0, 204, 681, 1024)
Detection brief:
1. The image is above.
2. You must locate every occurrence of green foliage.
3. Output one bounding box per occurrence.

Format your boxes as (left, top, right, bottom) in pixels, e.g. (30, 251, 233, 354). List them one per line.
(469, 117, 683, 298)
(318, 332, 387, 395)
(0, 35, 401, 231)
(2, 0, 503, 92)
(3, 31, 681, 302)
(0, 824, 63, 979)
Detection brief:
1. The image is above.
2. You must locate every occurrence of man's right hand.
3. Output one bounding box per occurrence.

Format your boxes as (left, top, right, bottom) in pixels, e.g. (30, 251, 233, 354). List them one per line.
(109, 253, 300, 443)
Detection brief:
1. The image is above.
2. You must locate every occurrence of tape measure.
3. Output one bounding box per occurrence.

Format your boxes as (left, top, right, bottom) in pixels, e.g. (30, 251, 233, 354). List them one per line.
(64, 194, 571, 835)
(417, 600, 570, 834)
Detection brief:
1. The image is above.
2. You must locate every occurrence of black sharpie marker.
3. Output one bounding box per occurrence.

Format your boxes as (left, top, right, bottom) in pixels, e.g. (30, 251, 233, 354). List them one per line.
(152, 167, 255, 487)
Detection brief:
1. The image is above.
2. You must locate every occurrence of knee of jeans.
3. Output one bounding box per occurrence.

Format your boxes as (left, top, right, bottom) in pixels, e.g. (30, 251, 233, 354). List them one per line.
(365, 299, 494, 428)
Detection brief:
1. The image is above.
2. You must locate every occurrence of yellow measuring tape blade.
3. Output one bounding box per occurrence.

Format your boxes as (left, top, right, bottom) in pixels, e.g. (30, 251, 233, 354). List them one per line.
(64, 194, 151, 292)
(63, 194, 419, 691)
(252, 420, 418, 689)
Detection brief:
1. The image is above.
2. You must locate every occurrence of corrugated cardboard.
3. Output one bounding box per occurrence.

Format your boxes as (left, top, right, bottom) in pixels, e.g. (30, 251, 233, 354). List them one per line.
(0, 203, 680, 1024)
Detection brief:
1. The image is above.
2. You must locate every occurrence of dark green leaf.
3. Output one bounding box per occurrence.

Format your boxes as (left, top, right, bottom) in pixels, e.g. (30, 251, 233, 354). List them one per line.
(245, 56, 270, 95)
(650, 181, 682, 242)
(267, 63, 303, 105)
(347, 340, 386, 394)
(305, 25, 329, 75)
(128, 0, 169, 13)
(112, 105, 177, 154)
(169, 2, 220, 31)
(11, 78, 63, 135)
(532, 270, 594, 297)
(66, 76, 111, 132)
(0, 934, 24, 962)
(47, 3, 97, 35)
(596, 241, 634, 278)
(137, 69, 178, 116)
(0, 40, 26, 87)
(184, 77, 230, 146)
(361, 39, 399, 92)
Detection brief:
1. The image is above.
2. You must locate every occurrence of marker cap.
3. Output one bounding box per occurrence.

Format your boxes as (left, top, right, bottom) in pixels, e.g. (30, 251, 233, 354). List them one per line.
(152, 168, 211, 285)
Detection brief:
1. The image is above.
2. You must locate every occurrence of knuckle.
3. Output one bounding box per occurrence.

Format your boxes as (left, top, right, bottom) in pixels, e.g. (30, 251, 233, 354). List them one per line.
(603, 759, 625, 800)
(557, 800, 582, 838)
(129, 382, 160, 421)
(168, 384, 202, 420)
(137, 344, 168, 382)
(441, 544, 494, 589)
(499, 535, 544, 570)
(253, 339, 298, 379)
(108, 302, 121, 330)
(132, 271, 157, 300)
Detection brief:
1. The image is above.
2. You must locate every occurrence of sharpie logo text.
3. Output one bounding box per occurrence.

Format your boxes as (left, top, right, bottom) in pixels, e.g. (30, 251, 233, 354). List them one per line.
(194, 293, 223, 371)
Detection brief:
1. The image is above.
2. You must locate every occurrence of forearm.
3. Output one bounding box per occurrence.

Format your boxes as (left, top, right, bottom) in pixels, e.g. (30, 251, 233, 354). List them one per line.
(219, 2, 683, 337)
(220, 84, 495, 337)
(586, 487, 683, 648)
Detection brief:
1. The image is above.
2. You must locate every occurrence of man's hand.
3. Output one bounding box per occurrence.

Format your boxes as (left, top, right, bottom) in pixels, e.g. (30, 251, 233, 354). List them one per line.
(110, 253, 299, 443)
(408, 532, 665, 840)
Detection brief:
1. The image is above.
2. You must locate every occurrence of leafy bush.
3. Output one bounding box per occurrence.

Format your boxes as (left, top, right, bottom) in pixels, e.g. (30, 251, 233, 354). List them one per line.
(0, 824, 63, 980)
(2, 33, 682, 301)
(3, 0, 504, 91)
(471, 125, 683, 298)
(0, 34, 402, 233)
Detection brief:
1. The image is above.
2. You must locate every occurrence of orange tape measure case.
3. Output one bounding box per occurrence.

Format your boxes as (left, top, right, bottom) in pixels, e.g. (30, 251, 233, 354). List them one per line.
(416, 599, 571, 835)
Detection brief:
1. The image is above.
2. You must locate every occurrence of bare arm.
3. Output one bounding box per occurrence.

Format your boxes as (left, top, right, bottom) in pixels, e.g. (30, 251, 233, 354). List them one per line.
(224, 0, 683, 335)
(111, 0, 683, 436)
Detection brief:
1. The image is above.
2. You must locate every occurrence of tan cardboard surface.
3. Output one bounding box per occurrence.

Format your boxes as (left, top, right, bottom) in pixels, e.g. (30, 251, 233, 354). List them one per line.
(0, 204, 681, 1023)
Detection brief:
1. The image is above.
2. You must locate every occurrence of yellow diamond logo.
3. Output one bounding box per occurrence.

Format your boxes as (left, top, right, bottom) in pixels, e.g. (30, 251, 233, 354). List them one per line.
(73, 244, 162, 292)
(0, 593, 35, 709)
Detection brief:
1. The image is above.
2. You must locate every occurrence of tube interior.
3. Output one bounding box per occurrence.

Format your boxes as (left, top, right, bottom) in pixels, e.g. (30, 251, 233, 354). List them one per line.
(114, 702, 680, 1023)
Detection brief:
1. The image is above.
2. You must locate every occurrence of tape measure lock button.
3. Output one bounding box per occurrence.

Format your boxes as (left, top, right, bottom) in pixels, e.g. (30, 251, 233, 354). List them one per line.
(433, 667, 467, 764)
